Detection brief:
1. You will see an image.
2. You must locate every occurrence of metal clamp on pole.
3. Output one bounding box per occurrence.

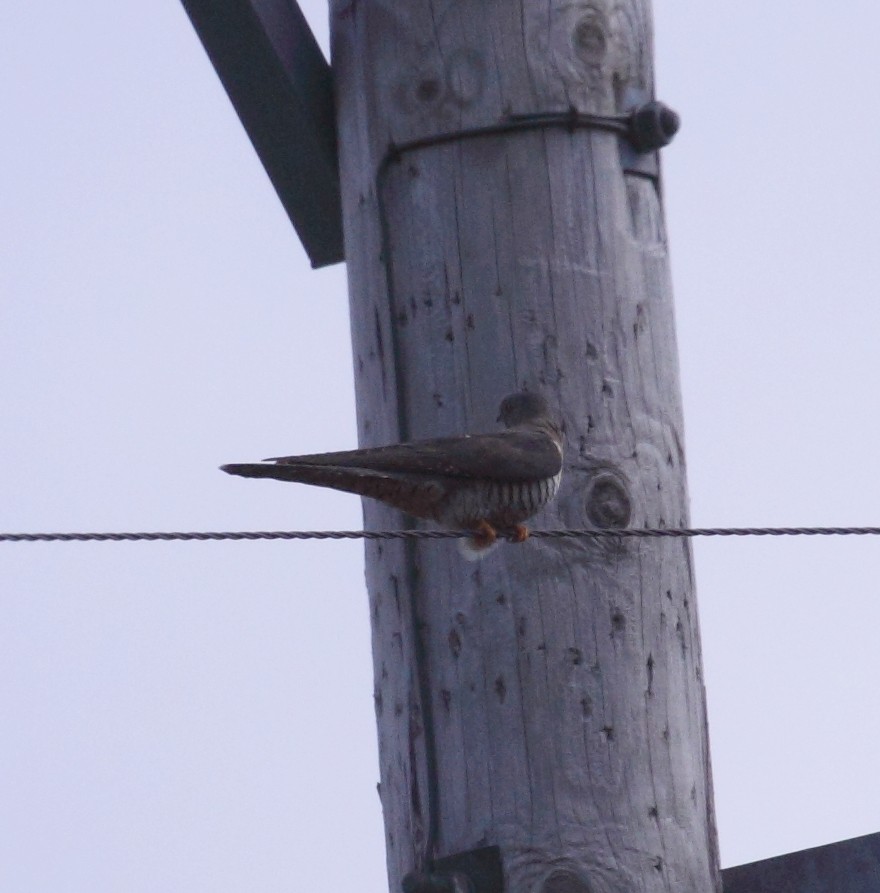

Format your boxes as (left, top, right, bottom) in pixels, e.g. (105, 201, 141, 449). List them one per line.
(617, 89, 681, 179)
(381, 98, 680, 186)
(507, 99, 680, 153)
(380, 99, 682, 161)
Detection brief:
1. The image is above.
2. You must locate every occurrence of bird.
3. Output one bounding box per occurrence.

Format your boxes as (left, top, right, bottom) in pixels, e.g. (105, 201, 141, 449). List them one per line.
(221, 392, 564, 558)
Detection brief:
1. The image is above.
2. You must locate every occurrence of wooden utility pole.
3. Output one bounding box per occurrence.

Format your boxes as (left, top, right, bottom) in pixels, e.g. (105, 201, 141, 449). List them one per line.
(331, 1, 720, 891)
(183, 4, 880, 890)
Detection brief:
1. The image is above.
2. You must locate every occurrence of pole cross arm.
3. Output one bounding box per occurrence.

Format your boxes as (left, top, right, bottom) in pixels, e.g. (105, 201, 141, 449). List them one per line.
(180, 0, 344, 268)
(722, 831, 880, 892)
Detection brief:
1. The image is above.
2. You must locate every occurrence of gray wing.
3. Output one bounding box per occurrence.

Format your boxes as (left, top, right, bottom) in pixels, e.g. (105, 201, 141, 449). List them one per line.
(255, 430, 562, 482)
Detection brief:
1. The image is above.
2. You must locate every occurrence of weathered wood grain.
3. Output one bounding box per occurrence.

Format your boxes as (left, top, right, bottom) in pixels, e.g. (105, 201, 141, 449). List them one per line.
(331, 2, 720, 891)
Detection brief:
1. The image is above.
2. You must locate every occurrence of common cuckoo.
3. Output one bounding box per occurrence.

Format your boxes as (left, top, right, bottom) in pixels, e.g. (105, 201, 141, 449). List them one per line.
(221, 392, 563, 557)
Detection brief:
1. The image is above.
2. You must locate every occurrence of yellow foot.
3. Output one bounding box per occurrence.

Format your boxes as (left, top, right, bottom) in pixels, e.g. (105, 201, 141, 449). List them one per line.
(472, 519, 498, 550)
(510, 524, 530, 544)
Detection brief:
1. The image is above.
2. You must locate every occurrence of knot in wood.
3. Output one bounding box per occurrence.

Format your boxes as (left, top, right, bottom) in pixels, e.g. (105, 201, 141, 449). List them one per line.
(585, 471, 632, 528)
(573, 17, 607, 61)
(538, 868, 592, 893)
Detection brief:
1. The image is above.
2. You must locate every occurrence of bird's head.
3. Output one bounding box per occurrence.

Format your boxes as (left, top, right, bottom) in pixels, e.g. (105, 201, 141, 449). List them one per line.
(497, 392, 557, 430)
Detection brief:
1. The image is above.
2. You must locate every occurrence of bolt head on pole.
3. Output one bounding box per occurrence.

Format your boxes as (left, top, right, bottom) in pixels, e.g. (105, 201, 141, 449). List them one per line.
(628, 100, 681, 151)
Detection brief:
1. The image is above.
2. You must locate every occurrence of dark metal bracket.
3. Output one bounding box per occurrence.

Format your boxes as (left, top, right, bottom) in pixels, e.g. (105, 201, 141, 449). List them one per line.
(180, 0, 344, 268)
(402, 845, 504, 893)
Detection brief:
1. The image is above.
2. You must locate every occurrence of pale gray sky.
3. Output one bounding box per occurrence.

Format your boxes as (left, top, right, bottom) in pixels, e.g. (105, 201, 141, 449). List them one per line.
(3, 1, 880, 890)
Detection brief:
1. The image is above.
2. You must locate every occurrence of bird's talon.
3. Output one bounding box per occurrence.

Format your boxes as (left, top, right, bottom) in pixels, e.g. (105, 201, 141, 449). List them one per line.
(511, 524, 530, 543)
(472, 520, 498, 549)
